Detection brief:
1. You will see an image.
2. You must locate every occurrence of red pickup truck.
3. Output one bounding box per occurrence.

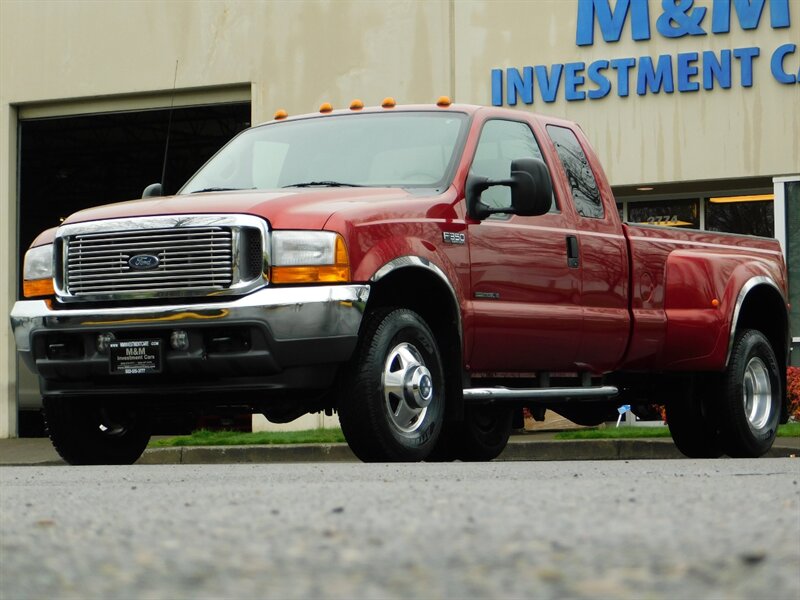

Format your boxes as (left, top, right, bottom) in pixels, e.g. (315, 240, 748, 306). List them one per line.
(10, 101, 790, 464)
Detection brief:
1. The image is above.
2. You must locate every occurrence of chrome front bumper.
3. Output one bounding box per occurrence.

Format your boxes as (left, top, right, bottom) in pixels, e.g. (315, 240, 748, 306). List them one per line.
(10, 285, 369, 388)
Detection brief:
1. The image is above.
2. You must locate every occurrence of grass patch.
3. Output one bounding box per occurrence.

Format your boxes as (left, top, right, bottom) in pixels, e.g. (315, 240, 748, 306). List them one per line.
(778, 422, 800, 437)
(149, 422, 800, 447)
(554, 422, 800, 440)
(150, 428, 346, 448)
(554, 426, 671, 440)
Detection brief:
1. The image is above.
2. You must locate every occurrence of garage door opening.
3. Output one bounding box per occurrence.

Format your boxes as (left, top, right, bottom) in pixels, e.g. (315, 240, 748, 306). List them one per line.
(18, 101, 251, 277)
(16, 101, 251, 435)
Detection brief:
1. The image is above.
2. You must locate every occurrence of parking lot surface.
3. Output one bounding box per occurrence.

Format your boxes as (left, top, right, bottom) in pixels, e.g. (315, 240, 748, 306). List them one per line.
(2, 459, 798, 599)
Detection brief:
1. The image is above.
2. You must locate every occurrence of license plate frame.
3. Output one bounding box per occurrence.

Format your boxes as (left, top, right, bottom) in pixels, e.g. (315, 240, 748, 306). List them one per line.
(109, 339, 162, 375)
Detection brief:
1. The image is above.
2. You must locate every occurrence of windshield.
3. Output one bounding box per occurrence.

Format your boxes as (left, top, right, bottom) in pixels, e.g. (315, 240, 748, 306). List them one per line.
(180, 111, 469, 194)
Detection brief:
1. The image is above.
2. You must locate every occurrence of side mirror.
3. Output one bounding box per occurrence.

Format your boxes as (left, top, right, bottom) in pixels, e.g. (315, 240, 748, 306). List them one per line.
(509, 158, 553, 217)
(466, 158, 553, 221)
(142, 183, 163, 198)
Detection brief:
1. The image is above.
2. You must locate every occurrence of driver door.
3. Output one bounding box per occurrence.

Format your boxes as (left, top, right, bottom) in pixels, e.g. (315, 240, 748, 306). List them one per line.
(467, 118, 582, 372)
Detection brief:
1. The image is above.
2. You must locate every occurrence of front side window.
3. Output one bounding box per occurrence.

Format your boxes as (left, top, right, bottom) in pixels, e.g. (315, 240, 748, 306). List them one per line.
(181, 112, 468, 193)
(470, 119, 555, 213)
(546, 125, 603, 219)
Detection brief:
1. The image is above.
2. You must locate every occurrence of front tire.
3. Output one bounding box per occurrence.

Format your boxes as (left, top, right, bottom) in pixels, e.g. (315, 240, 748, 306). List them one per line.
(338, 308, 445, 462)
(717, 329, 781, 458)
(43, 397, 152, 465)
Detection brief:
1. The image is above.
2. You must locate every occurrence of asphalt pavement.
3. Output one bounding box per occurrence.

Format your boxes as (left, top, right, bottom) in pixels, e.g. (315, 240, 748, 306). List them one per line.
(3, 460, 799, 599)
(1, 432, 798, 466)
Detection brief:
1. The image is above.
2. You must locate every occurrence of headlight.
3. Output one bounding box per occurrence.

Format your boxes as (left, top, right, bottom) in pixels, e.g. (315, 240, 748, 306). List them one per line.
(271, 231, 350, 284)
(22, 244, 55, 298)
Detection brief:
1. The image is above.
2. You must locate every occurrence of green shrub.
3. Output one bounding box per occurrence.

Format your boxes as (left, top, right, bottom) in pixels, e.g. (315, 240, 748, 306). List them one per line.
(787, 367, 800, 421)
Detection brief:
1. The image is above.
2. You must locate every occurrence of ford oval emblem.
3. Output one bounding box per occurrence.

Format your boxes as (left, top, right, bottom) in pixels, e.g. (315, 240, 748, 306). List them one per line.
(128, 254, 160, 270)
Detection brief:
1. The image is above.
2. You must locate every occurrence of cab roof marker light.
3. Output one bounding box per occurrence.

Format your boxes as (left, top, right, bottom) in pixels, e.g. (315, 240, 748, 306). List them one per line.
(350, 99, 364, 110)
(436, 96, 452, 107)
(320, 102, 333, 113)
(274, 109, 288, 120)
(381, 97, 396, 109)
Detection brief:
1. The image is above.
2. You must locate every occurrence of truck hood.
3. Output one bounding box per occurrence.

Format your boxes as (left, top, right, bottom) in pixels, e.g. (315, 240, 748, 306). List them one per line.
(61, 187, 431, 231)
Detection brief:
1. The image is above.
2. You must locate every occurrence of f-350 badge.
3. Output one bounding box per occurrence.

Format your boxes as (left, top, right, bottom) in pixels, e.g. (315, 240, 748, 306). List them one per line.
(442, 231, 466, 245)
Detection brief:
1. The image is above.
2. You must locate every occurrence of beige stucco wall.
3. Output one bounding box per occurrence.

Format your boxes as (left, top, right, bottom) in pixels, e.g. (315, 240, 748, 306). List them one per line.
(0, 0, 797, 436)
(1, 0, 453, 120)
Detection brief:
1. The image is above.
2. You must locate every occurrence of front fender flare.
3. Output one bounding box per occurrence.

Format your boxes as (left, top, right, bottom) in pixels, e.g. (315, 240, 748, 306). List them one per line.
(369, 255, 463, 344)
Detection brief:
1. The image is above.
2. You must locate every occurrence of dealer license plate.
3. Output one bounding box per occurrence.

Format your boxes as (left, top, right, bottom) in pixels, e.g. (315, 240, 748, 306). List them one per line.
(109, 340, 162, 375)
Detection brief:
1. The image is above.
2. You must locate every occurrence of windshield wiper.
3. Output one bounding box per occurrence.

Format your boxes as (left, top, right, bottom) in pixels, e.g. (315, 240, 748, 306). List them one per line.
(190, 187, 253, 193)
(282, 181, 364, 188)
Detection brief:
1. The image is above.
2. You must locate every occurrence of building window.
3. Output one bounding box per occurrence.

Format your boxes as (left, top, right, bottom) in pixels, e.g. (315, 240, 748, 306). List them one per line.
(627, 199, 700, 228)
(705, 194, 774, 237)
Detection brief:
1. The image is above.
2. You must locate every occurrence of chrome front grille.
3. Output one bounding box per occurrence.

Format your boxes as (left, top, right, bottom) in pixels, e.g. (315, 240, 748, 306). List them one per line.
(56, 214, 269, 302)
(66, 227, 233, 295)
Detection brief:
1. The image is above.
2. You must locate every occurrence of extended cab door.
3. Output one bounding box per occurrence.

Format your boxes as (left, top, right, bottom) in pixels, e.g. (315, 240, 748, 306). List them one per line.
(544, 124, 630, 372)
(466, 118, 583, 372)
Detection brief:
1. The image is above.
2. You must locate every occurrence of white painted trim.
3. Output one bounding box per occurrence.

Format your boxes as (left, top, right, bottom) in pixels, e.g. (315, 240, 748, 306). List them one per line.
(1, 105, 19, 438)
(774, 178, 787, 259)
(699, 197, 705, 230)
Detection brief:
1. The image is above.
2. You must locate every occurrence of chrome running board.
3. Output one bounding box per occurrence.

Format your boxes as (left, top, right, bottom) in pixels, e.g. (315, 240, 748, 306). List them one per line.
(463, 386, 619, 404)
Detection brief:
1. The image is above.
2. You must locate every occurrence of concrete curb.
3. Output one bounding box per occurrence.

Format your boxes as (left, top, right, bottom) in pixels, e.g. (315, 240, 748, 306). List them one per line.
(135, 438, 798, 465)
(2, 437, 797, 466)
(499, 439, 684, 461)
(138, 443, 357, 465)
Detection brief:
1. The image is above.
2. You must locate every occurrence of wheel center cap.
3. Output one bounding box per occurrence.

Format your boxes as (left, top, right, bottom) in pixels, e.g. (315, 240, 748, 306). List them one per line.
(406, 366, 434, 409)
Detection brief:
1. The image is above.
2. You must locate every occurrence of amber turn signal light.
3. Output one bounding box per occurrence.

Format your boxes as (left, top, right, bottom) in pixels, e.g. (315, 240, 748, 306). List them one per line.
(270, 265, 350, 284)
(23, 278, 55, 298)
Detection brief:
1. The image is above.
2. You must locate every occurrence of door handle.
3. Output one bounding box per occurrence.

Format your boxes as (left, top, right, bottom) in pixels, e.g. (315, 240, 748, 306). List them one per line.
(566, 235, 579, 268)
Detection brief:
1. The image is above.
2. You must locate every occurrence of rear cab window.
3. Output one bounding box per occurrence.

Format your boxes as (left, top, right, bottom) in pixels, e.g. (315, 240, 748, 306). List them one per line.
(546, 125, 603, 219)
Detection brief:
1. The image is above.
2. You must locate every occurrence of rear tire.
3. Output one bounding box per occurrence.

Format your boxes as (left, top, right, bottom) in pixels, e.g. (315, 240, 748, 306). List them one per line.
(43, 397, 152, 465)
(717, 329, 781, 458)
(666, 378, 724, 458)
(457, 405, 514, 461)
(338, 308, 445, 462)
(427, 405, 513, 462)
